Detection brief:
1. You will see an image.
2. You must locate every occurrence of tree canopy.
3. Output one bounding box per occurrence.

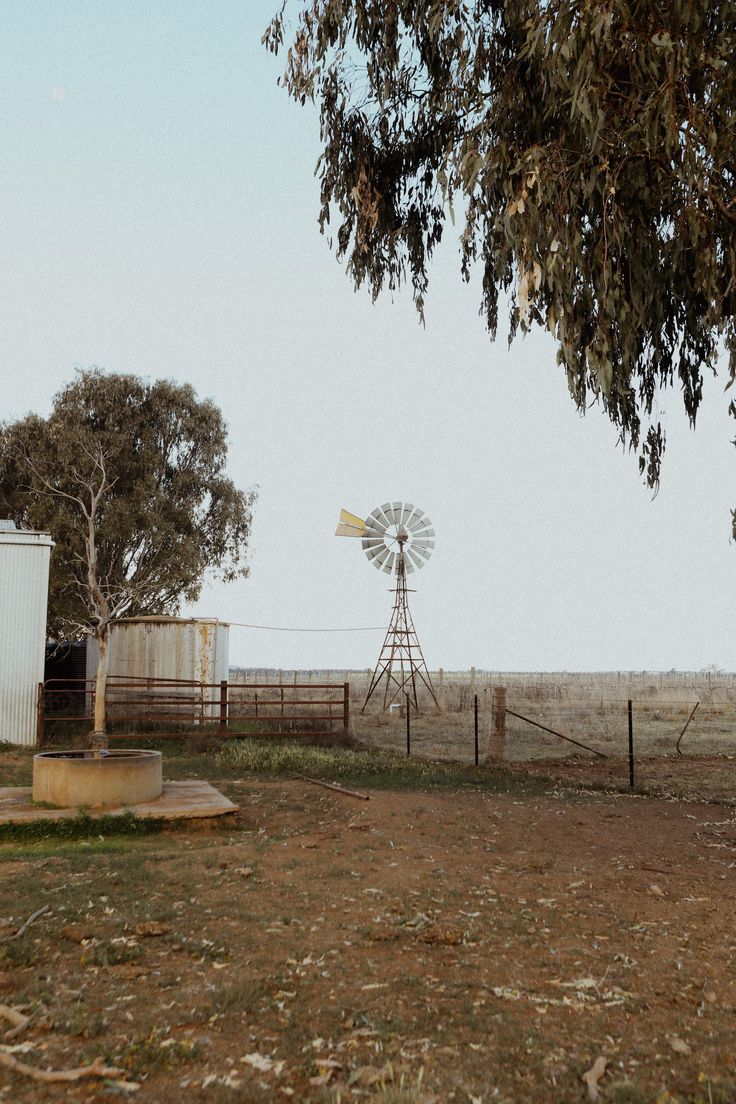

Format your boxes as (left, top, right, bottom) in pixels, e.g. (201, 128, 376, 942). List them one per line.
(265, 1, 735, 502)
(0, 369, 255, 641)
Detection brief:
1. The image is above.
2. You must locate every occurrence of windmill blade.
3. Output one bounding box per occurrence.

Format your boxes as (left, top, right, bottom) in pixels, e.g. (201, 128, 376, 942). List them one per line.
(382, 551, 397, 574)
(404, 558, 416, 573)
(410, 517, 432, 536)
(406, 547, 426, 571)
(409, 538, 432, 556)
(368, 506, 391, 531)
(391, 501, 404, 523)
(364, 522, 385, 539)
(365, 544, 387, 563)
(372, 547, 391, 570)
(379, 503, 396, 525)
(411, 525, 435, 540)
(399, 502, 415, 526)
(405, 507, 426, 531)
(362, 538, 385, 552)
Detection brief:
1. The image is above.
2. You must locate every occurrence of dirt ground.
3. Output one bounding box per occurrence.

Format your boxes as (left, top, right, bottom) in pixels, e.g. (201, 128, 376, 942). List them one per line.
(1, 755, 735, 1103)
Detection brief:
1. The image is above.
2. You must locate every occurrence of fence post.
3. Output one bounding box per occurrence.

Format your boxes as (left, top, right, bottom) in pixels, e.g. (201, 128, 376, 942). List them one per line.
(219, 680, 228, 734)
(406, 695, 411, 757)
(628, 699, 634, 789)
(36, 682, 45, 748)
(474, 693, 479, 766)
(343, 682, 350, 735)
(438, 667, 445, 712)
(489, 687, 506, 761)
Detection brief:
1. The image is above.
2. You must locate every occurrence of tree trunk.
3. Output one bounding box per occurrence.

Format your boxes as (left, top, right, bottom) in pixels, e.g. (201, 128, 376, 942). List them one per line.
(94, 629, 109, 734)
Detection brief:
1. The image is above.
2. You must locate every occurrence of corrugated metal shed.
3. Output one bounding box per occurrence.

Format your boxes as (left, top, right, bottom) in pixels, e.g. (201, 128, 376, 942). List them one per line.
(87, 617, 230, 720)
(0, 522, 54, 746)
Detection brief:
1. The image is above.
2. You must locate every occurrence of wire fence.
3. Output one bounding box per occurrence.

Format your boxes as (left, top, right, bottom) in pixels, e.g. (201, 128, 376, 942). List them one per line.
(38, 669, 736, 799)
(229, 669, 736, 758)
(353, 694, 736, 765)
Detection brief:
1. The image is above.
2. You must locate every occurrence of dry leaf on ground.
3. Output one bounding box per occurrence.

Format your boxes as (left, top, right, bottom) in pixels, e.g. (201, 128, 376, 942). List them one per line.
(240, 1052, 284, 1073)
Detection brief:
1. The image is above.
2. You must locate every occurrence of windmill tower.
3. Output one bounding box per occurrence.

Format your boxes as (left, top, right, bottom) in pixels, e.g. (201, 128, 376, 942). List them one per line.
(336, 502, 438, 712)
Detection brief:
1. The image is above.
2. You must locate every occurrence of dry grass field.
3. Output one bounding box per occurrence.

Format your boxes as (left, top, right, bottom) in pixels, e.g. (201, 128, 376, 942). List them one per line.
(232, 669, 736, 775)
(1, 738, 736, 1104)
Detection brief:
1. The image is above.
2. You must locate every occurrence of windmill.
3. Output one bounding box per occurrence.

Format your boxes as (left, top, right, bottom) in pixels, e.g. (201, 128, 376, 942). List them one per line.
(335, 503, 439, 713)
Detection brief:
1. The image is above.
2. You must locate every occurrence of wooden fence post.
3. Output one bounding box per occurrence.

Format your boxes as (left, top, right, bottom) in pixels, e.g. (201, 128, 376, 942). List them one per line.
(343, 682, 350, 735)
(474, 693, 479, 766)
(36, 682, 45, 748)
(489, 687, 506, 761)
(219, 680, 228, 734)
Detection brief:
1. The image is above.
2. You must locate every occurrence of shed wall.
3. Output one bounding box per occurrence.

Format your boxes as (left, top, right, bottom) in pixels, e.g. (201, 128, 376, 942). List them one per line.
(0, 530, 53, 746)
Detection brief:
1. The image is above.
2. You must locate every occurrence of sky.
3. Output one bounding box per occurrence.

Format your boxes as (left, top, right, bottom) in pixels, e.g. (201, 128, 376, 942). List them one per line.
(1, 1, 733, 672)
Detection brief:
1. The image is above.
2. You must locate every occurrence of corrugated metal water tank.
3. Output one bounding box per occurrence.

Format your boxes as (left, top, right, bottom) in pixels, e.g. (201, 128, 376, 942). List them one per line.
(0, 521, 54, 746)
(88, 617, 230, 720)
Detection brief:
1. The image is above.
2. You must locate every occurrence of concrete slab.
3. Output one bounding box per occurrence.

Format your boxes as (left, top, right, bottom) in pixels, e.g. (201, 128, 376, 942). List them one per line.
(0, 781, 237, 825)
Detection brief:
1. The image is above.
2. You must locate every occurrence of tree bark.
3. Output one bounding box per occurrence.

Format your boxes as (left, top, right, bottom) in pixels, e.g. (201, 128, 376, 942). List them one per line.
(93, 628, 109, 734)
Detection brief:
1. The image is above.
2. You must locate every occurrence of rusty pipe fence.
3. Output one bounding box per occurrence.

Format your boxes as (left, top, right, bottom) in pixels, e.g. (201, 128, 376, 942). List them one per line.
(37, 676, 350, 747)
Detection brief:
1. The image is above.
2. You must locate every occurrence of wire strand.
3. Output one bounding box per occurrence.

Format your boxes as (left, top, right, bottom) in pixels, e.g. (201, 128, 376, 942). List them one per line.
(228, 622, 384, 633)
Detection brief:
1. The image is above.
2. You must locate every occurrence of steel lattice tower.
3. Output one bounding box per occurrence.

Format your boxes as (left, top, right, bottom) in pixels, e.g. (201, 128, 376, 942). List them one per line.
(362, 543, 438, 712)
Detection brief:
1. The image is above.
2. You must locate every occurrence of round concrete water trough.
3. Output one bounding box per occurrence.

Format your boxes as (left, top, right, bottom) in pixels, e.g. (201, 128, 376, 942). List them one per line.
(33, 750, 163, 809)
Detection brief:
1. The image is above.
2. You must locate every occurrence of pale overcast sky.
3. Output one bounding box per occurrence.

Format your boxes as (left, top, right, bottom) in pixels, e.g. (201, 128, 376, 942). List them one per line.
(1, 2, 733, 671)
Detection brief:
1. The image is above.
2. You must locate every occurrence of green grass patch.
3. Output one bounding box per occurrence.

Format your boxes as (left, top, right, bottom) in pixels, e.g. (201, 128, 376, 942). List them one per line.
(214, 737, 544, 794)
(0, 809, 163, 845)
(0, 837, 169, 861)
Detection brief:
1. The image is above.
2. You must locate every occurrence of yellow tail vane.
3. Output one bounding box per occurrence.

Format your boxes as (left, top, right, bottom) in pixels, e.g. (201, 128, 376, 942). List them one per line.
(335, 508, 367, 537)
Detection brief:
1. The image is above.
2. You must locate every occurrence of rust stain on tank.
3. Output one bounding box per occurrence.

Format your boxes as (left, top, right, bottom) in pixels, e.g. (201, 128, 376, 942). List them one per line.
(198, 621, 213, 684)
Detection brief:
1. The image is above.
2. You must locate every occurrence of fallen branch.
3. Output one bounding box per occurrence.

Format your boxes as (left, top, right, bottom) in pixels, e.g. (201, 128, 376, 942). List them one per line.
(582, 1055, 608, 1101)
(3, 904, 50, 942)
(0, 1051, 128, 1084)
(295, 774, 370, 801)
(0, 1004, 31, 1039)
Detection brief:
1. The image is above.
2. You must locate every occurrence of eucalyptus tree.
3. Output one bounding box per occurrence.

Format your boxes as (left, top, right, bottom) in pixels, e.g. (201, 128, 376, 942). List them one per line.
(0, 369, 256, 733)
(265, 1, 735, 512)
